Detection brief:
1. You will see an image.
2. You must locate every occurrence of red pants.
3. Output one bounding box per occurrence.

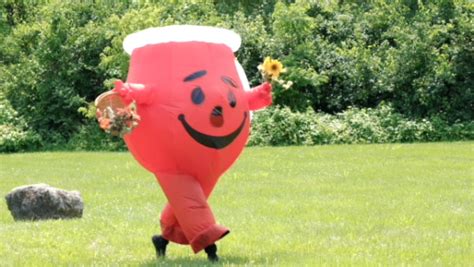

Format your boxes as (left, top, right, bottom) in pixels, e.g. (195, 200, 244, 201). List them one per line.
(156, 173, 229, 253)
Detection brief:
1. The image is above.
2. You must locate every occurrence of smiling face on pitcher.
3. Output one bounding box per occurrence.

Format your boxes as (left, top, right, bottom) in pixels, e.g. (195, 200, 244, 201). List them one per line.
(177, 69, 248, 150)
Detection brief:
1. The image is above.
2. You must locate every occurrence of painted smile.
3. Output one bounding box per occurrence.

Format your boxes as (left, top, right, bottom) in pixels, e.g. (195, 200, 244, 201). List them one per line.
(178, 112, 247, 149)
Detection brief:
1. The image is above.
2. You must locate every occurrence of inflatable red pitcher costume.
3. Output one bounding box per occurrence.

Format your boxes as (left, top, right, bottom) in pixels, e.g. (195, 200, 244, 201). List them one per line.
(104, 25, 272, 260)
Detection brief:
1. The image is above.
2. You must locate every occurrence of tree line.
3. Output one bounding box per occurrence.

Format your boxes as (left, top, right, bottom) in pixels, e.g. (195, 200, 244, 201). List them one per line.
(0, 0, 472, 151)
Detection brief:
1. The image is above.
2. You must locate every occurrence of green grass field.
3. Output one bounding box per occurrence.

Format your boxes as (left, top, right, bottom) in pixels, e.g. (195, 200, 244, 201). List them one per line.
(0, 143, 472, 266)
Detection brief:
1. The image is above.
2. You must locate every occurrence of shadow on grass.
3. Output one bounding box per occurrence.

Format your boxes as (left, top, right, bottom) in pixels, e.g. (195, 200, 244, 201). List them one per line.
(140, 255, 254, 266)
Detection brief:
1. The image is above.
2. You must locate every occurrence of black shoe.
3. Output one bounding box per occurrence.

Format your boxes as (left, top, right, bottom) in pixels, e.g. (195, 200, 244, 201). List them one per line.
(204, 244, 219, 262)
(152, 235, 169, 257)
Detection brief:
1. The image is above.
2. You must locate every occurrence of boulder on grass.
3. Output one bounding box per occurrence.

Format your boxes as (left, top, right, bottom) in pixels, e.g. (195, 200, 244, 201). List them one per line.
(5, 184, 83, 221)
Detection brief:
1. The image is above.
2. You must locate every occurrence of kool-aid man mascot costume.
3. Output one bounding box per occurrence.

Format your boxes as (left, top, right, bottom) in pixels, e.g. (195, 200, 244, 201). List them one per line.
(103, 25, 272, 261)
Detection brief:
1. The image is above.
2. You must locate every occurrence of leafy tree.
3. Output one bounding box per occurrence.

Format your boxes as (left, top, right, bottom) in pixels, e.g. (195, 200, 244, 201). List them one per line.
(1, 0, 472, 151)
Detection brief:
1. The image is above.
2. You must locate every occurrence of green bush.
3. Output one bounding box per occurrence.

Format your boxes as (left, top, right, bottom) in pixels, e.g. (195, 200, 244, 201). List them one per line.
(268, 1, 473, 122)
(66, 121, 126, 151)
(0, 125, 41, 153)
(1, 2, 129, 145)
(248, 104, 474, 146)
(0, 1, 472, 151)
(0, 92, 41, 152)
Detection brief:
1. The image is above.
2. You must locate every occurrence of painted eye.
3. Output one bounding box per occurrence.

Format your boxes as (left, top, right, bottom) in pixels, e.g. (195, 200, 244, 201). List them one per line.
(191, 87, 205, 105)
(228, 90, 236, 108)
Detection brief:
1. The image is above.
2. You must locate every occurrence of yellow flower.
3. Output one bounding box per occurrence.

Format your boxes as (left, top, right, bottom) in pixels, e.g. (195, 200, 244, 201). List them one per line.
(260, 57, 286, 80)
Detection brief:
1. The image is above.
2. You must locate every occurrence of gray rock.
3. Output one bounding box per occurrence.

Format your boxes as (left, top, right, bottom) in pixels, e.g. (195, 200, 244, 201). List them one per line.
(5, 184, 83, 221)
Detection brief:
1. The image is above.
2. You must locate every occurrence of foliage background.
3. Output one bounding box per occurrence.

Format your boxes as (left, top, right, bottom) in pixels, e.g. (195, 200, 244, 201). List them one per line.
(0, 0, 472, 152)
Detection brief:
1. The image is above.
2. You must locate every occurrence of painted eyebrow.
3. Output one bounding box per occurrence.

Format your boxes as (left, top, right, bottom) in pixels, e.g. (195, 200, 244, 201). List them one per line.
(221, 76, 237, 88)
(183, 70, 207, 82)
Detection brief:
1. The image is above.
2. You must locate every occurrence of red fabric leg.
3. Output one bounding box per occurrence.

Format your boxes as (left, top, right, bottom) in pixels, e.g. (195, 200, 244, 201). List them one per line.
(156, 173, 229, 253)
(160, 203, 189, 244)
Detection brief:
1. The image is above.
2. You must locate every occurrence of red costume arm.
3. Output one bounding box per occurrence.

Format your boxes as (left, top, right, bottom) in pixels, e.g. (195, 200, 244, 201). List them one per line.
(113, 80, 155, 105)
(245, 82, 272, 111)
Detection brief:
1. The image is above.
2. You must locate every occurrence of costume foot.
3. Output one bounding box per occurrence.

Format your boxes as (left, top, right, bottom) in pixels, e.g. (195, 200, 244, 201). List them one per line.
(152, 235, 169, 257)
(205, 244, 219, 262)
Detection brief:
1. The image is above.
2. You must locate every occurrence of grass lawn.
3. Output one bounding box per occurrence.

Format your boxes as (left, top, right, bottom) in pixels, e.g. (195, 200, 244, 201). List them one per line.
(0, 142, 472, 266)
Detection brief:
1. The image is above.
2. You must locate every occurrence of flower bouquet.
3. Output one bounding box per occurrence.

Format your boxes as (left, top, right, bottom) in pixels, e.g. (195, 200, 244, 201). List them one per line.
(95, 91, 140, 137)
